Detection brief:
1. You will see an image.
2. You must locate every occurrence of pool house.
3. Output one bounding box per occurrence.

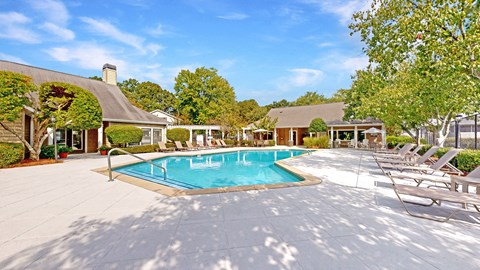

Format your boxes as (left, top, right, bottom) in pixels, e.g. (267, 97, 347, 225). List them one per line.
(266, 102, 386, 147)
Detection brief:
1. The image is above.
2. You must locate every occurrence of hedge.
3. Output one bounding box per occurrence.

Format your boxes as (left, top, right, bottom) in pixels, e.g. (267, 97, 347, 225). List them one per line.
(240, 140, 253, 146)
(303, 136, 329, 149)
(0, 142, 24, 167)
(105, 125, 143, 146)
(386, 135, 415, 148)
(167, 128, 190, 142)
(456, 150, 480, 173)
(223, 139, 235, 146)
(417, 145, 480, 173)
(110, 144, 158, 155)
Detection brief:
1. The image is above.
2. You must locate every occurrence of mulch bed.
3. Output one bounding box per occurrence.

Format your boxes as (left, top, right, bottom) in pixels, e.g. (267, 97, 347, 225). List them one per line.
(2, 159, 63, 169)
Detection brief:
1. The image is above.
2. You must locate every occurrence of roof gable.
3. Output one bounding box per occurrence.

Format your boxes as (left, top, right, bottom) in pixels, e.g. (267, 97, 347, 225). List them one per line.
(267, 102, 346, 128)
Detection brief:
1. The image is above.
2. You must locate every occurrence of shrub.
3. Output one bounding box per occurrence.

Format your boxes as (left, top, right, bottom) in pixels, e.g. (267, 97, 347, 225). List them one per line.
(110, 144, 158, 155)
(105, 125, 143, 146)
(241, 140, 253, 146)
(303, 136, 329, 149)
(456, 150, 480, 173)
(97, 145, 111, 151)
(40, 145, 56, 159)
(308, 118, 327, 132)
(0, 142, 24, 167)
(268, 140, 275, 146)
(167, 128, 190, 142)
(223, 139, 235, 146)
(386, 135, 415, 148)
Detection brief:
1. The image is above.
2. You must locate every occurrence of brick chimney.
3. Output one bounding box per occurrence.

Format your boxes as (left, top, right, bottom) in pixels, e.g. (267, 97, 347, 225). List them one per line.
(102, 63, 117, 85)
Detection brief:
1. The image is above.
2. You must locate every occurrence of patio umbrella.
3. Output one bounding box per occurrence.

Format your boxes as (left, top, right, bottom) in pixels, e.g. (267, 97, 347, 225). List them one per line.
(362, 127, 383, 134)
(253, 129, 269, 133)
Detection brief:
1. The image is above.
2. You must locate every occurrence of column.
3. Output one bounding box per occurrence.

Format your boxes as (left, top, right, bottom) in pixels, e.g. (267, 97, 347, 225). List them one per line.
(354, 125, 358, 148)
(330, 126, 334, 145)
(84, 130, 88, 153)
(289, 128, 293, 142)
(274, 128, 277, 146)
(47, 127, 53, 144)
(189, 128, 193, 143)
(242, 128, 246, 140)
(381, 125, 386, 148)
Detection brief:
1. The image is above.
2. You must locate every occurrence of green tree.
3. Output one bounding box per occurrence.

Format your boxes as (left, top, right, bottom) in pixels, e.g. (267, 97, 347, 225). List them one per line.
(118, 79, 176, 113)
(253, 115, 278, 131)
(308, 118, 327, 133)
(328, 89, 348, 102)
(265, 99, 291, 110)
(349, 0, 480, 145)
(89, 76, 102, 81)
(237, 99, 267, 125)
(174, 67, 236, 125)
(105, 125, 143, 147)
(292, 91, 328, 106)
(0, 71, 102, 160)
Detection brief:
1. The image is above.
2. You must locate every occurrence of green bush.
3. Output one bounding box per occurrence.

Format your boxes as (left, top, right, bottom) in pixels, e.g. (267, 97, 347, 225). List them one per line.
(223, 139, 235, 146)
(0, 142, 24, 167)
(110, 144, 158, 155)
(303, 136, 329, 149)
(241, 140, 253, 146)
(40, 145, 56, 159)
(456, 150, 480, 173)
(167, 128, 190, 142)
(308, 118, 327, 132)
(58, 146, 73, 153)
(105, 125, 143, 146)
(268, 140, 275, 146)
(386, 135, 415, 148)
(434, 147, 452, 159)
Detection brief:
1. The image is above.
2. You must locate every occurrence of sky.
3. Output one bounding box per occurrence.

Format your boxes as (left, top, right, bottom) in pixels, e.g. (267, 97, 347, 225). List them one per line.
(0, 0, 370, 105)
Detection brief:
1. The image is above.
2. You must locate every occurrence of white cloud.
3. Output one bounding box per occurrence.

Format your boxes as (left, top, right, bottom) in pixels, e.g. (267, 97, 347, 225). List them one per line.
(298, 0, 370, 25)
(147, 24, 166, 37)
(40, 22, 75, 41)
(80, 17, 161, 55)
(342, 56, 369, 72)
(0, 53, 29, 64)
(288, 68, 324, 87)
(46, 43, 127, 76)
(28, 0, 70, 25)
(217, 59, 236, 70)
(0, 12, 40, 43)
(218, 13, 249, 20)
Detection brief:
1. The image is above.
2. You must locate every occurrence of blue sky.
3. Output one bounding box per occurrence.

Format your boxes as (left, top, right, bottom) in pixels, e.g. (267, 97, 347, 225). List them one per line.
(0, 0, 369, 105)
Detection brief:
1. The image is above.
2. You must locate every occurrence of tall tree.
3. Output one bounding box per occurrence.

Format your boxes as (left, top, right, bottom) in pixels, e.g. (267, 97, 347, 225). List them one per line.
(349, 0, 480, 145)
(118, 79, 176, 113)
(174, 67, 236, 125)
(265, 99, 291, 110)
(292, 91, 328, 106)
(237, 99, 267, 125)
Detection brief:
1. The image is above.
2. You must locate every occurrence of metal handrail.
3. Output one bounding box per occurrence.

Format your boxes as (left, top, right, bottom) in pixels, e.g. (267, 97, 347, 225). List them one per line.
(107, 148, 167, 182)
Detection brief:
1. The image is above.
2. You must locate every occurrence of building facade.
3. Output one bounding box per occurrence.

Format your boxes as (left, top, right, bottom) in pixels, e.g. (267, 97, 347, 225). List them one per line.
(0, 61, 168, 153)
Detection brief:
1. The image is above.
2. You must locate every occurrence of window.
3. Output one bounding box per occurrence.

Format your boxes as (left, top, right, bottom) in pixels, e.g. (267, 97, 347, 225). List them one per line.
(153, 129, 162, 143)
(141, 128, 151, 145)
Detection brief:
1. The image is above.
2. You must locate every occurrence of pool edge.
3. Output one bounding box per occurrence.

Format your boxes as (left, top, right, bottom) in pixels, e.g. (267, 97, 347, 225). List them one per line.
(93, 148, 322, 196)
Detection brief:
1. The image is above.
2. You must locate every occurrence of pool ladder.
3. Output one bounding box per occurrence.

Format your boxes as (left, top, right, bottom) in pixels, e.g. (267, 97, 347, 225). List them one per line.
(107, 148, 167, 182)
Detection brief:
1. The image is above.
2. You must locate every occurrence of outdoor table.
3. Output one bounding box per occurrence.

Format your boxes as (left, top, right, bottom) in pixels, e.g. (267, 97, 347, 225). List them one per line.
(450, 175, 480, 194)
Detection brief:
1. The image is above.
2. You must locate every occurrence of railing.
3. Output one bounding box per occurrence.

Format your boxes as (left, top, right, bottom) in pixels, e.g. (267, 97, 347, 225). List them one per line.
(107, 148, 167, 182)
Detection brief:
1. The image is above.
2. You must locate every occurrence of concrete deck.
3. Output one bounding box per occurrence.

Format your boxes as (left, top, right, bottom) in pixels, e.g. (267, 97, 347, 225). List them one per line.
(1, 148, 479, 269)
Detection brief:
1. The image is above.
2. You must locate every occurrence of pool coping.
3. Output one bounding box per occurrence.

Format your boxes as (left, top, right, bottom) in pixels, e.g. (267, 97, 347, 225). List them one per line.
(93, 148, 323, 196)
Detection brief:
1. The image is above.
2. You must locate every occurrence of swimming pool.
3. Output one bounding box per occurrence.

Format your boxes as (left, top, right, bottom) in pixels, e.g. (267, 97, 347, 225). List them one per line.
(114, 150, 307, 189)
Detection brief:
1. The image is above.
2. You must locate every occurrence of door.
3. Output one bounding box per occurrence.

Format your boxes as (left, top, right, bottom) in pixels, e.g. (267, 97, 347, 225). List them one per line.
(293, 131, 297, 145)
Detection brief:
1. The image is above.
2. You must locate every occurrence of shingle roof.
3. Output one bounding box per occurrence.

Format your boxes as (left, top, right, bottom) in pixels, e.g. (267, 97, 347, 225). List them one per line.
(267, 102, 346, 128)
(0, 60, 167, 125)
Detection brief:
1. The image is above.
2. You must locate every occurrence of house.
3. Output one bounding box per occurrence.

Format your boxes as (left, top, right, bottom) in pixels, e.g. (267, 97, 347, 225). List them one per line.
(265, 102, 385, 147)
(0, 60, 169, 153)
(150, 109, 181, 125)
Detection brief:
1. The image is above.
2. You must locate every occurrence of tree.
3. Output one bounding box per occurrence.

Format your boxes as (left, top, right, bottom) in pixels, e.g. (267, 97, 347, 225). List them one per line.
(253, 115, 278, 131)
(118, 79, 176, 113)
(0, 72, 102, 160)
(174, 67, 236, 125)
(308, 118, 327, 133)
(265, 99, 290, 110)
(237, 99, 267, 125)
(328, 89, 348, 102)
(349, 0, 480, 145)
(292, 91, 328, 106)
(89, 76, 102, 81)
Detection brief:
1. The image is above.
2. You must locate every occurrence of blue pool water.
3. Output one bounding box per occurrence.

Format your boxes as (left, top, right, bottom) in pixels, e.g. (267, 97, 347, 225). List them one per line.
(114, 150, 307, 189)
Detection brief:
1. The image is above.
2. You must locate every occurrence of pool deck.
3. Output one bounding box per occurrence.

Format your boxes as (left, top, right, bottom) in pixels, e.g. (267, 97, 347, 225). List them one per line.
(1, 148, 479, 269)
